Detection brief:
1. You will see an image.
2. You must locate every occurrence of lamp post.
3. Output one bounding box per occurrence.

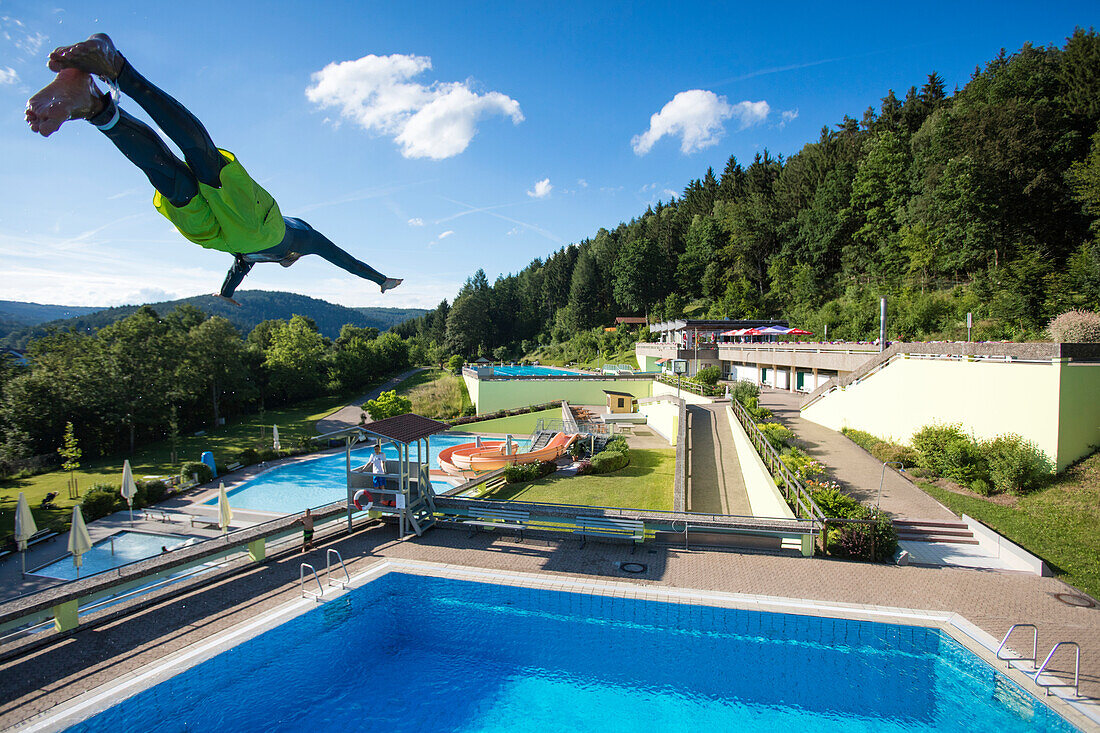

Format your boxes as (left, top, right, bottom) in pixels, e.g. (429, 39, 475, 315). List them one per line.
(877, 461, 905, 507)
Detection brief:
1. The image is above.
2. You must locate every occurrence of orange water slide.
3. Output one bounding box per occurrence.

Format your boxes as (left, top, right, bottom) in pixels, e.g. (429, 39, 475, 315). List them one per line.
(438, 433, 578, 474)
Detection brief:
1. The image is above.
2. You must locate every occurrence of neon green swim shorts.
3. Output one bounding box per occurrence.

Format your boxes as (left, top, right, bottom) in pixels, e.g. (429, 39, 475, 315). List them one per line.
(153, 149, 286, 255)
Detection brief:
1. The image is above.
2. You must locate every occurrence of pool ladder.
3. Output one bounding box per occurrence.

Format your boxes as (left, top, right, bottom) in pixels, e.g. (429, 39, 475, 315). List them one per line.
(299, 550, 351, 600)
(996, 624, 1082, 698)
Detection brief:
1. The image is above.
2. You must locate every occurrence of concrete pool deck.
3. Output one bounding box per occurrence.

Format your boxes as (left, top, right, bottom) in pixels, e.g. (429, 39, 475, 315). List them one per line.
(1, 520, 1097, 730)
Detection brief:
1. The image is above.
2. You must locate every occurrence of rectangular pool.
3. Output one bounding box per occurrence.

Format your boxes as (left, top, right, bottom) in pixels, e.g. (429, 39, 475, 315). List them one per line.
(64, 572, 1077, 732)
(490, 365, 584, 376)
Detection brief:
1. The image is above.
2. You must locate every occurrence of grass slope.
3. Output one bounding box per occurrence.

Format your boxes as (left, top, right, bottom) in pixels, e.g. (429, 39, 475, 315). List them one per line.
(919, 451, 1100, 600)
(396, 368, 472, 419)
(483, 448, 675, 510)
(450, 409, 560, 436)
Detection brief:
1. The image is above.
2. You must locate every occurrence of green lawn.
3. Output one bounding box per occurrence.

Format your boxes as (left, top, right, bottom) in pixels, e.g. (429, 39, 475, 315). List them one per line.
(0, 392, 356, 538)
(450, 408, 560, 436)
(397, 368, 472, 419)
(481, 448, 675, 510)
(919, 451, 1100, 599)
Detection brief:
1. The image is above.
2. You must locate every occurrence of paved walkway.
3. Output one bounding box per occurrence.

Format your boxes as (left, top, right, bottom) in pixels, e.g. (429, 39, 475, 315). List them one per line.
(315, 367, 425, 434)
(757, 389, 955, 521)
(1, 522, 1097, 730)
(686, 405, 751, 515)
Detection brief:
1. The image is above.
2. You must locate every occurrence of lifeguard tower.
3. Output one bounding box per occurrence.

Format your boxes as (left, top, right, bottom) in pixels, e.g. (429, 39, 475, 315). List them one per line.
(322, 413, 451, 538)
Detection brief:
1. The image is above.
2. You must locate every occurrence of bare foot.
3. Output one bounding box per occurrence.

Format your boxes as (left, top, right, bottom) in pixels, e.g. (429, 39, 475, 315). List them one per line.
(48, 33, 125, 80)
(380, 278, 402, 293)
(26, 69, 105, 137)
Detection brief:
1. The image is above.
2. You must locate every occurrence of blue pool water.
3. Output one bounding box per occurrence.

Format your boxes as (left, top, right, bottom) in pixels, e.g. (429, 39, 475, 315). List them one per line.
(31, 531, 194, 581)
(70, 573, 1076, 732)
(208, 434, 530, 514)
(491, 365, 583, 376)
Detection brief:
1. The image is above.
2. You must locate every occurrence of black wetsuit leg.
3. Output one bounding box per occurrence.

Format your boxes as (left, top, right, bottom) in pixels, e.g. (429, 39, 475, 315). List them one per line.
(114, 62, 224, 186)
(89, 102, 197, 207)
(263, 218, 387, 286)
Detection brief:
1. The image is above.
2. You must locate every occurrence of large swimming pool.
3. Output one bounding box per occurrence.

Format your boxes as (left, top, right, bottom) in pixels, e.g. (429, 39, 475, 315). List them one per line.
(66, 572, 1076, 732)
(208, 434, 530, 514)
(490, 365, 584, 376)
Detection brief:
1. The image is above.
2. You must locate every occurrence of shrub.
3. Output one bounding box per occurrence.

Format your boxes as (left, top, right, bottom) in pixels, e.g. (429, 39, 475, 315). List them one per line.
(258, 448, 280, 462)
(842, 428, 918, 467)
(983, 434, 1053, 494)
(1048, 309, 1100, 342)
(829, 510, 898, 562)
(781, 447, 824, 482)
(757, 422, 794, 451)
(696, 364, 721, 386)
(810, 486, 865, 519)
(603, 435, 630, 456)
(590, 449, 629, 474)
(575, 459, 593, 475)
(81, 484, 122, 521)
(503, 461, 557, 483)
(910, 423, 970, 474)
(180, 461, 213, 485)
(731, 381, 759, 407)
(942, 438, 989, 487)
(447, 354, 464, 374)
(138, 479, 167, 505)
(236, 448, 261, 466)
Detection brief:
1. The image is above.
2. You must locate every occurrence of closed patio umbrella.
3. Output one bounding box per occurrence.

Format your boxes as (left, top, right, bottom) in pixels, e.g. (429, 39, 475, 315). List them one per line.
(272, 424, 280, 451)
(68, 504, 93, 578)
(218, 482, 233, 535)
(14, 492, 37, 576)
(120, 459, 136, 526)
(786, 328, 814, 336)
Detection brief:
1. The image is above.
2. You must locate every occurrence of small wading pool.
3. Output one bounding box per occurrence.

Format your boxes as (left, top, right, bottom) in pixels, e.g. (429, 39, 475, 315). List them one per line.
(61, 572, 1079, 732)
(30, 531, 198, 581)
(207, 433, 530, 514)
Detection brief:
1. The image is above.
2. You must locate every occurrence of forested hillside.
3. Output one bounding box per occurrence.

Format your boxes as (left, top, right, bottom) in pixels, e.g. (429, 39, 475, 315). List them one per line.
(0, 301, 104, 331)
(1, 291, 426, 347)
(398, 31, 1100, 356)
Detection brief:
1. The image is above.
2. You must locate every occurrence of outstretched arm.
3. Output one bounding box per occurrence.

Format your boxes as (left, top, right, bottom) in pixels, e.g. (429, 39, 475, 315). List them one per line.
(215, 256, 253, 305)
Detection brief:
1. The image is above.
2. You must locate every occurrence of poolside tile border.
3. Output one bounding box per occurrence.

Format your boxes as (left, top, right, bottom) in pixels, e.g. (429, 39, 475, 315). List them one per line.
(15, 559, 1098, 732)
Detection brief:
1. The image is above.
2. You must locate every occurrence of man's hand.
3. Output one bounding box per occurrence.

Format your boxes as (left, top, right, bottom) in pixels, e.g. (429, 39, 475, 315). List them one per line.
(212, 294, 242, 307)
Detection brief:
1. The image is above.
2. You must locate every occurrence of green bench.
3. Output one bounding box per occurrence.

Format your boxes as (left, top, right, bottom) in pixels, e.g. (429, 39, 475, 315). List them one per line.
(575, 516, 645, 547)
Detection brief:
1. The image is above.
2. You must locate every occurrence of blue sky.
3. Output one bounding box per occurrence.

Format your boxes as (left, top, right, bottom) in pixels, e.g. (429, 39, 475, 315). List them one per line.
(1, 1, 1096, 309)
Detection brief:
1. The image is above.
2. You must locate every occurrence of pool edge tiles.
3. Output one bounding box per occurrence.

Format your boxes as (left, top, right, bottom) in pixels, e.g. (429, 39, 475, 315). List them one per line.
(14, 560, 1096, 733)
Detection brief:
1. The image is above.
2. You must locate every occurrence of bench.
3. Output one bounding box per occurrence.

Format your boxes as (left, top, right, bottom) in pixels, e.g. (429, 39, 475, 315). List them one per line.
(225, 462, 242, 473)
(189, 515, 226, 530)
(574, 516, 644, 547)
(460, 507, 529, 538)
(143, 509, 172, 523)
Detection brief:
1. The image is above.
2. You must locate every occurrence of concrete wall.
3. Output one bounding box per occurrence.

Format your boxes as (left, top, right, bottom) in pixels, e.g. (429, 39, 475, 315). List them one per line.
(466, 375, 654, 414)
(638, 400, 679, 445)
(801, 356, 1100, 470)
(724, 407, 795, 519)
(1057, 360, 1100, 471)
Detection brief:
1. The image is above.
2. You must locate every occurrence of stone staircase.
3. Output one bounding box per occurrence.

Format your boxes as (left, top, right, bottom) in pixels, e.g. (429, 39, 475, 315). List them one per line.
(893, 518, 978, 545)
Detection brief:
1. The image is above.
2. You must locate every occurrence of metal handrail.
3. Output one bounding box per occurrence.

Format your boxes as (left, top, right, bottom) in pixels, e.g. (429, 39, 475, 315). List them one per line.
(325, 549, 350, 589)
(1034, 642, 1080, 697)
(996, 624, 1039, 669)
(300, 563, 323, 600)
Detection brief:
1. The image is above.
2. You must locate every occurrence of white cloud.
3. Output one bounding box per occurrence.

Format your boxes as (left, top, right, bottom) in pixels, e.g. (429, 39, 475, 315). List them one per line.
(631, 89, 769, 155)
(1, 16, 47, 57)
(662, 189, 678, 200)
(306, 53, 523, 160)
(407, 217, 424, 227)
(0, 66, 18, 85)
(527, 178, 552, 199)
(438, 230, 454, 239)
(577, 178, 588, 188)
(506, 226, 522, 236)
(779, 108, 799, 128)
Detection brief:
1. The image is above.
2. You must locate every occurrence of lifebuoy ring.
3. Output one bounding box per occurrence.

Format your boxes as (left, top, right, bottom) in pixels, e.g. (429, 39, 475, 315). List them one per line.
(352, 489, 373, 510)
